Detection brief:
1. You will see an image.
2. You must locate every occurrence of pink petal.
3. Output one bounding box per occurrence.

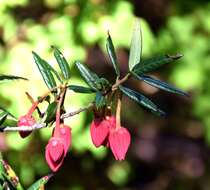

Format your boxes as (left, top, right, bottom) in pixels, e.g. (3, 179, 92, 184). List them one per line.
(90, 118, 109, 147)
(109, 127, 131, 160)
(46, 137, 64, 162)
(45, 147, 64, 172)
(59, 126, 71, 154)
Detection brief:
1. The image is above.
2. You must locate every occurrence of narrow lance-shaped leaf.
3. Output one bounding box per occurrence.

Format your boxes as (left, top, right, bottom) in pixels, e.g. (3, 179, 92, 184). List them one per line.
(0, 75, 27, 82)
(68, 85, 95, 93)
(44, 102, 57, 124)
(42, 59, 62, 83)
(52, 46, 71, 80)
(132, 54, 183, 74)
(133, 74, 188, 96)
(28, 174, 53, 190)
(106, 33, 120, 76)
(32, 52, 57, 89)
(129, 18, 142, 71)
(75, 61, 101, 91)
(119, 86, 165, 116)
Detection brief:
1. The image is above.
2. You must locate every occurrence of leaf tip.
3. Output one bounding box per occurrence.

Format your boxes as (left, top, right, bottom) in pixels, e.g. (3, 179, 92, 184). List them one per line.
(167, 53, 183, 60)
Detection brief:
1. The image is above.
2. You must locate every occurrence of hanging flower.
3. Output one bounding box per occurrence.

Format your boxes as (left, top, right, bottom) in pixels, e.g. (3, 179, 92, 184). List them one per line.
(109, 127, 131, 160)
(17, 115, 36, 138)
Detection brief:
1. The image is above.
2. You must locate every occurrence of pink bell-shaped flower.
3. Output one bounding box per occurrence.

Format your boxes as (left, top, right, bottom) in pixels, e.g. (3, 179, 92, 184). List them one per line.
(90, 118, 109, 147)
(109, 127, 131, 160)
(45, 137, 65, 172)
(58, 125, 71, 154)
(17, 115, 36, 138)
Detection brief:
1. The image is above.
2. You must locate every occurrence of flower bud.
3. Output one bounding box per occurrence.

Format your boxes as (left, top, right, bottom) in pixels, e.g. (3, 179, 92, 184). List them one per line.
(17, 115, 36, 138)
(109, 127, 131, 160)
(45, 137, 65, 172)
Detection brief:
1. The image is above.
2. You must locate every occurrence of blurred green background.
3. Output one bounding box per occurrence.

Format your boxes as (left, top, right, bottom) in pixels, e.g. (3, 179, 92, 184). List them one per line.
(0, 0, 210, 189)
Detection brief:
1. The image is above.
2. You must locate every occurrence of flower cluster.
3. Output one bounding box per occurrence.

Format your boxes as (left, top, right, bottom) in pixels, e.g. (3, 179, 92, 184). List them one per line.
(45, 125, 71, 172)
(90, 115, 131, 160)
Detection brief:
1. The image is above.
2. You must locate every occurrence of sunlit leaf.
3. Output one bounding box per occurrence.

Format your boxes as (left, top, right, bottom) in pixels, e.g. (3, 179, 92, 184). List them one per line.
(32, 52, 57, 89)
(28, 174, 53, 190)
(119, 86, 165, 116)
(68, 85, 95, 93)
(1, 160, 24, 190)
(132, 54, 183, 74)
(42, 59, 62, 83)
(0, 75, 27, 82)
(106, 33, 120, 76)
(53, 46, 71, 80)
(75, 61, 101, 91)
(133, 74, 188, 96)
(129, 18, 142, 71)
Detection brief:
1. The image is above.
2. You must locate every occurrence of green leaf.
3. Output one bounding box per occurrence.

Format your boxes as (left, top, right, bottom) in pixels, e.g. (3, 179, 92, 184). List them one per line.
(95, 92, 106, 109)
(75, 61, 101, 91)
(133, 74, 188, 96)
(129, 18, 142, 71)
(28, 174, 53, 190)
(119, 85, 165, 116)
(132, 54, 183, 74)
(53, 46, 71, 80)
(0, 75, 27, 82)
(68, 85, 95, 93)
(44, 102, 57, 124)
(0, 113, 8, 126)
(106, 34, 120, 76)
(42, 59, 63, 83)
(32, 52, 57, 89)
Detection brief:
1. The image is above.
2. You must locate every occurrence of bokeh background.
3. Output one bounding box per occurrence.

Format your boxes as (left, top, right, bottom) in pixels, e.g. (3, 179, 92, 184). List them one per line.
(0, 0, 210, 189)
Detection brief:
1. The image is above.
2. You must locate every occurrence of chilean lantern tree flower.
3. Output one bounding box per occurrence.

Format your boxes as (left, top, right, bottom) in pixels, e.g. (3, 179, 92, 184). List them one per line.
(45, 125, 72, 172)
(90, 117, 110, 147)
(109, 127, 131, 160)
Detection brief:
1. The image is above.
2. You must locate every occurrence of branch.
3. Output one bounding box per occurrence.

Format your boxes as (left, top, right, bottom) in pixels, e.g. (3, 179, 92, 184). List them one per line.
(112, 73, 131, 91)
(0, 123, 46, 132)
(61, 103, 93, 119)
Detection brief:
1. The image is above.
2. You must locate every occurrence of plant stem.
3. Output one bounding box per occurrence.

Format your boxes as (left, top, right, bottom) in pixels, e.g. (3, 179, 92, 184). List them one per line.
(116, 91, 122, 129)
(112, 73, 131, 91)
(61, 103, 93, 119)
(54, 87, 66, 136)
(0, 123, 46, 132)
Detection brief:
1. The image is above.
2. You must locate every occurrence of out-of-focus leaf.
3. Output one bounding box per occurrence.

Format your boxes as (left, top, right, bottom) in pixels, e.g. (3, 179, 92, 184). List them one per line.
(95, 92, 106, 109)
(95, 78, 111, 92)
(0, 75, 28, 82)
(2, 160, 24, 190)
(28, 174, 53, 190)
(0, 113, 8, 126)
(0, 107, 16, 122)
(68, 85, 95, 93)
(53, 46, 71, 80)
(106, 34, 120, 76)
(32, 52, 57, 89)
(132, 54, 183, 74)
(44, 102, 57, 124)
(75, 61, 101, 91)
(129, 18, 142, 71)
(133, 74, 188, 96)
(119, 86, 165, 116)
(0, 108, 17, 130)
